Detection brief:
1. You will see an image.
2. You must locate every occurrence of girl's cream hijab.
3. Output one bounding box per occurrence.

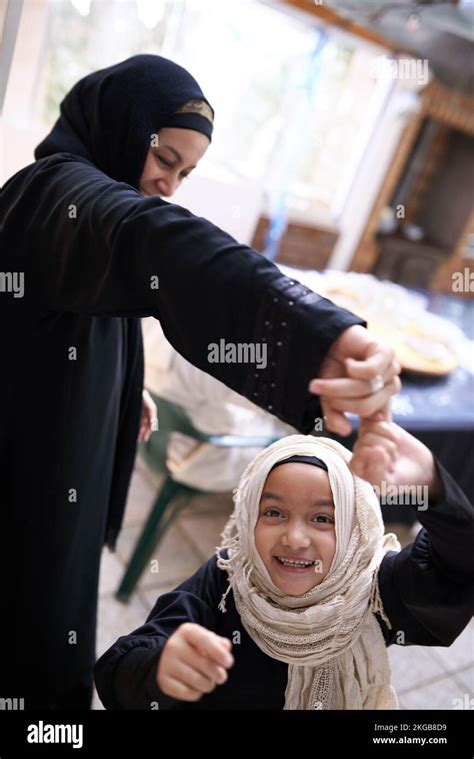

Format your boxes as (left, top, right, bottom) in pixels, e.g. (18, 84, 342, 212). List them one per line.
(216, 434, 400, 710)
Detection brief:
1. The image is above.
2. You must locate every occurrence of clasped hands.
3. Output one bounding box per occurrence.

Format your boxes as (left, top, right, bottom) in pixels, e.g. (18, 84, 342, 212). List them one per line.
(309, 324, 401, 437)
(314, 325, 440, 497)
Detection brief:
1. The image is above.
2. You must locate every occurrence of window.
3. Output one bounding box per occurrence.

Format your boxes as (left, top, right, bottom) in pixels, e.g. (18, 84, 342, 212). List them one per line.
(16, 0, 390, 224)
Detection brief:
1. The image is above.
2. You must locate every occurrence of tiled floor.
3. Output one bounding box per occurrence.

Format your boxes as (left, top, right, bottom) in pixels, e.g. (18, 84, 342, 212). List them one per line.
(93, 456, 473, 710)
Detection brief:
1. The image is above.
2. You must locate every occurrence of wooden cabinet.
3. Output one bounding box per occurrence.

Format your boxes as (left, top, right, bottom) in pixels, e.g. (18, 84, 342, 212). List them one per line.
(251, 215, 338, 270)
(351, 80, 474, 297)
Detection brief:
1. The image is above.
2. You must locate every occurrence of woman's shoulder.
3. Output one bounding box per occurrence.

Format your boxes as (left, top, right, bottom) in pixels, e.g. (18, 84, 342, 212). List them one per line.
(2, 153, 107, 200)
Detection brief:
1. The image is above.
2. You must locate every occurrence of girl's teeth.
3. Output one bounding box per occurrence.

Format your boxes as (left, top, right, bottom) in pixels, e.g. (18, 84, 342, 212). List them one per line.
(277, 557, 314, 567)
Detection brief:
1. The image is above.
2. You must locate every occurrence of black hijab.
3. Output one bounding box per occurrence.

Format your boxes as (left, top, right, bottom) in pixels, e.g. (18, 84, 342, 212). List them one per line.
(35, 54, 214, 189)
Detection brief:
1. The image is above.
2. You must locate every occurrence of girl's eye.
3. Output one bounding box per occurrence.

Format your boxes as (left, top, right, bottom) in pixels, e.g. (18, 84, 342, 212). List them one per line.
(313, 514, 333, 524)
(263, 508, 283, 518)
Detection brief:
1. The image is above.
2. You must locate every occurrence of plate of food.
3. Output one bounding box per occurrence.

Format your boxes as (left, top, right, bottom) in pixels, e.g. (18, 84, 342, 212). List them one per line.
(321, 276, 460, 377)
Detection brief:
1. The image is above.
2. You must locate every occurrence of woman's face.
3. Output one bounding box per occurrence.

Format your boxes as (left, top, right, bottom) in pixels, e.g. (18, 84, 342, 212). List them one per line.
(139, 127, 210, 198)
(254, 463, 336, 596)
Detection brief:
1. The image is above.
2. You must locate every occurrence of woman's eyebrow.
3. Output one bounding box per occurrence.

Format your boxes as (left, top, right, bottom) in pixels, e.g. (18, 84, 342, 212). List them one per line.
(261, 492, 334, 507)
(161, 144, 196, 169)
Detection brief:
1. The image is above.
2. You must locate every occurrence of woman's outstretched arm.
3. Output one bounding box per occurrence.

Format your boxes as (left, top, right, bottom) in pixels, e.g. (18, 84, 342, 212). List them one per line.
(1, 155, 396, 432)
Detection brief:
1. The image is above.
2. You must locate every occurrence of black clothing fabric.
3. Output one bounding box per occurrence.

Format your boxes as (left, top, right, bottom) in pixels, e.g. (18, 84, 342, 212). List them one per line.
(0, 55, 362, 709)
(0, 155, 361, 711)
(94, 461, 474, 710)
(35, 55, 214, 189)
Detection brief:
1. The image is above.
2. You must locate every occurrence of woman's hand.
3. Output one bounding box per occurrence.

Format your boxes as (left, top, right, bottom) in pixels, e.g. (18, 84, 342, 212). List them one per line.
(309, 326, 401, 436)
(138, 389, 158, 443)
(157, 623, 234, 702)
(350, 414, 442, 502)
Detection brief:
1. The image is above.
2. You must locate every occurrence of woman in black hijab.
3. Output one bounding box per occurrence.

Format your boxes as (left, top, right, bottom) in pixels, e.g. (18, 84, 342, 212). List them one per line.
(0, 55, 399, 710)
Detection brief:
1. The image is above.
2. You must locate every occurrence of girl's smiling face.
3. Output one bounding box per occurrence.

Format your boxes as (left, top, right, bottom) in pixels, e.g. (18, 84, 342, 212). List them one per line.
(254, 463, 336, 596)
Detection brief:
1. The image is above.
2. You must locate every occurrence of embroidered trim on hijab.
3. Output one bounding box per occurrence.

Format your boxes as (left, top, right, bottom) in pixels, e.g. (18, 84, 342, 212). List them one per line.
(175, 99, 214, 124)
(215, 434, 400, 710)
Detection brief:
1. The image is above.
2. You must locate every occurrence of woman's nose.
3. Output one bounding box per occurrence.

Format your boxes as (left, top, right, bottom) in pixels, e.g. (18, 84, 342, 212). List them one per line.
(156, 174, 178, 198)
(282, 523, 311, 550)
(156, 179, 170, 197)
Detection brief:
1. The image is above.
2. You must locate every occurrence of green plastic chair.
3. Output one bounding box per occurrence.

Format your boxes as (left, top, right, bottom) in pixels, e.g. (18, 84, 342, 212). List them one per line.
(116, 393, 280, 602)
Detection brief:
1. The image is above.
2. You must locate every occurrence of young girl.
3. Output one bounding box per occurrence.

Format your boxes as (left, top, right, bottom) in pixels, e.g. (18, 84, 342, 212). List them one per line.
(94, 419, 474, 710)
